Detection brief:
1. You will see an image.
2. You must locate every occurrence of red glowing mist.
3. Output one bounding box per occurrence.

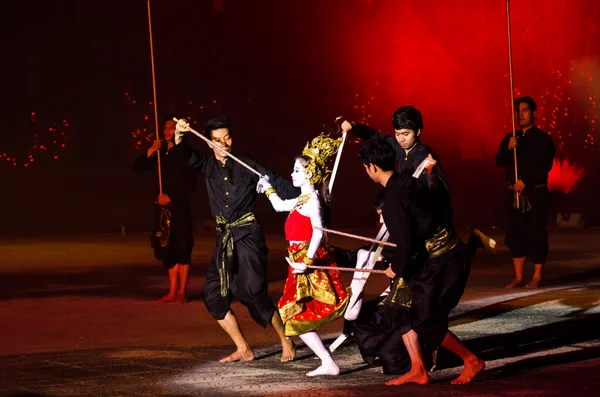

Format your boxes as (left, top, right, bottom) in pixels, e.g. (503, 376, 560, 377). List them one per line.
(341, 0, 599, 161)
(548, 158, 585, 193)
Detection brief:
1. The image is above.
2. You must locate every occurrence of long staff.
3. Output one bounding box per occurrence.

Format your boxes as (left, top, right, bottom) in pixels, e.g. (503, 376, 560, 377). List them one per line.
(506, 0, 520, 208)
(147, 0, 163, 194)
(173, 118, 263, 177)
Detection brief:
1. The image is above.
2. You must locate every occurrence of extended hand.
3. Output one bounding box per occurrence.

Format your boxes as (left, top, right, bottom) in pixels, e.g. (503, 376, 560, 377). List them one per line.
(285, 257, 307, 274)
(256, 175, 272, 194)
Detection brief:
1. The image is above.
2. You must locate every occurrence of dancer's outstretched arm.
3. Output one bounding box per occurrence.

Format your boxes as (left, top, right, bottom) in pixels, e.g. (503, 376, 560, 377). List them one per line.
(257, 176, 298, 212)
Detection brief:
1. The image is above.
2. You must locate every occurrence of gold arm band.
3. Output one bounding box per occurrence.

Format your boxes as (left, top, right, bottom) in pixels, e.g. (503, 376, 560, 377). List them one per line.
(302, 256, 314, 266)
(265, 187, 276, 198)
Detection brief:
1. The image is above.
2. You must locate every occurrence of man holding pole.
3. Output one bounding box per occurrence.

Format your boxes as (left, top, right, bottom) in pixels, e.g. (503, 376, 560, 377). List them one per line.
(495, 96, 555, 289)
(133, 115, 197, 303)
(174, 116, 298, 363)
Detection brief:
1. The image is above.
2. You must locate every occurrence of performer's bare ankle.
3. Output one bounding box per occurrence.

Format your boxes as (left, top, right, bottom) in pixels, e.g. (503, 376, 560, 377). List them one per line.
(505, 278, 522, 288)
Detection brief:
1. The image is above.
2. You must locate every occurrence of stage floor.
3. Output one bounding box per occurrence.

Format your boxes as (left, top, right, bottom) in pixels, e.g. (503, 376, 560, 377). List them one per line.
(1, 228, 599, 396)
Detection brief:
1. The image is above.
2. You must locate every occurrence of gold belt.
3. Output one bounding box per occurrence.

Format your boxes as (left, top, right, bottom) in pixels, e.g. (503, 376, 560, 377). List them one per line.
(215, 211, 257, 296)
(425, 227, 459, 258)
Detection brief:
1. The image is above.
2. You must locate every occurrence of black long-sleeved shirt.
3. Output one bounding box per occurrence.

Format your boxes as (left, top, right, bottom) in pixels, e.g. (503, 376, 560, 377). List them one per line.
(495, 126, 555, 187)
(176, 137, 300, 222)
(351, 123, 453, 224)
(133, 146, 197, 204)
(382, 173, 440, 279)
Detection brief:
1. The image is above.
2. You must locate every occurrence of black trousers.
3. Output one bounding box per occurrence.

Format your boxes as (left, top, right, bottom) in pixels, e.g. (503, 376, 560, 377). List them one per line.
(505, 187, 550, 264)
(403, 241, 472, 347)
(351, 299, 412, 374)
(202, 224, 275, 328)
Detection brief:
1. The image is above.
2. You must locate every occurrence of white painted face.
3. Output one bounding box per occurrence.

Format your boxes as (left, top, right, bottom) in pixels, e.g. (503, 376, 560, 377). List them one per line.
(291, 159, 311, 188)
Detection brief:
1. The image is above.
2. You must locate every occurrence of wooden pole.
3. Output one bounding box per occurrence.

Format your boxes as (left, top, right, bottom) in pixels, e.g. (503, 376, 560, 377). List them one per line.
(506, 0, 520, 208)
(147, 0, 162, 194)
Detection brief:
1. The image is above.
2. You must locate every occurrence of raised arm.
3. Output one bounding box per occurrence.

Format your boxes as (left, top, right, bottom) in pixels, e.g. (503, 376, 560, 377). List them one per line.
(132, 139, 162, 172)
(342, 120, 402, 161)
(173, 133, 209, 174)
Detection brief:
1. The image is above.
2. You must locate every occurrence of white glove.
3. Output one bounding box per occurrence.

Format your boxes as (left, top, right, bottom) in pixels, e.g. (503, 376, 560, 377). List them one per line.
(285, 257, 307, 274)
(256, 175, 272, 194)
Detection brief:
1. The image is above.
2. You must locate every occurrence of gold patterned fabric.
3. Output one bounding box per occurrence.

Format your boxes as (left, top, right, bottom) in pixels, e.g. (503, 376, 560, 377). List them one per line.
(215, 212, 257, 296)
(155, 206, 172, 248)
(425, 227, 459, 258)
(383, 276, 412, 308)
(278, 243, 350, 336)
(508, 184, 533, 213)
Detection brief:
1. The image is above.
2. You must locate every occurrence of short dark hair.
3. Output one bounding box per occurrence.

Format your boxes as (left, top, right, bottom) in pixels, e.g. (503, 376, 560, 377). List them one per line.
(205, 116, 231, 139)
(392, 106, 423, 132)
(357, 135, 396, 172)
(514, 96, 537, 112)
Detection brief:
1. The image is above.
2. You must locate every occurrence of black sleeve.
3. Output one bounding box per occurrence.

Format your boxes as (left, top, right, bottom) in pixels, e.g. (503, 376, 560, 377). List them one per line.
(382, 198, 413, 279)
(244, 158, 301, 200)
(495, 134, 512, 167)
(415, 148, 449, 192)
(521, 133, 555, 187)
(350, 123, 378, 140)
(173, 136, 209, 175)
(132, 152, 155, 173)
(352, 123, 403, 161)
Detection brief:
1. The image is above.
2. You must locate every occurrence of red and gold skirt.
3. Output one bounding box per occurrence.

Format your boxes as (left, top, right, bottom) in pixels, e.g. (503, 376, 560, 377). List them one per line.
(278, 242, 350, 336)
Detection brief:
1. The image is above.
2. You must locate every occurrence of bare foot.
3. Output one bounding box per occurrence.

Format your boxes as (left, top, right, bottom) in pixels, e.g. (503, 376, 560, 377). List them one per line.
(306, 359, 339, 376)
(156, 294, 177, 303)
(219, 349, 255, 363)
(451, 358, 485, 384)
(385, 369, 429, 386)
(281, 337, 296, 362)
(176, 294, 189, 303)
(526, 278, 541, 288)
(504, 279, 522, 288)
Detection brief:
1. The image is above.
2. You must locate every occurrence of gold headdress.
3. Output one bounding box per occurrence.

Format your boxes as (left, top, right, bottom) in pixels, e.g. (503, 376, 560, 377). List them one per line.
(301, 132, 343, 185)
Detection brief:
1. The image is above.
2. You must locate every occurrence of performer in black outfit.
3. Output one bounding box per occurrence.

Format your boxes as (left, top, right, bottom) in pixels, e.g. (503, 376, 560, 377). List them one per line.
(344, 106, 452, 223)
(174, 116, 298, 363)
(133, 115, 197, 303)
(495, 96, 555, 289)
(339, 193, 421, 376)
(358, 136, 485, 386)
